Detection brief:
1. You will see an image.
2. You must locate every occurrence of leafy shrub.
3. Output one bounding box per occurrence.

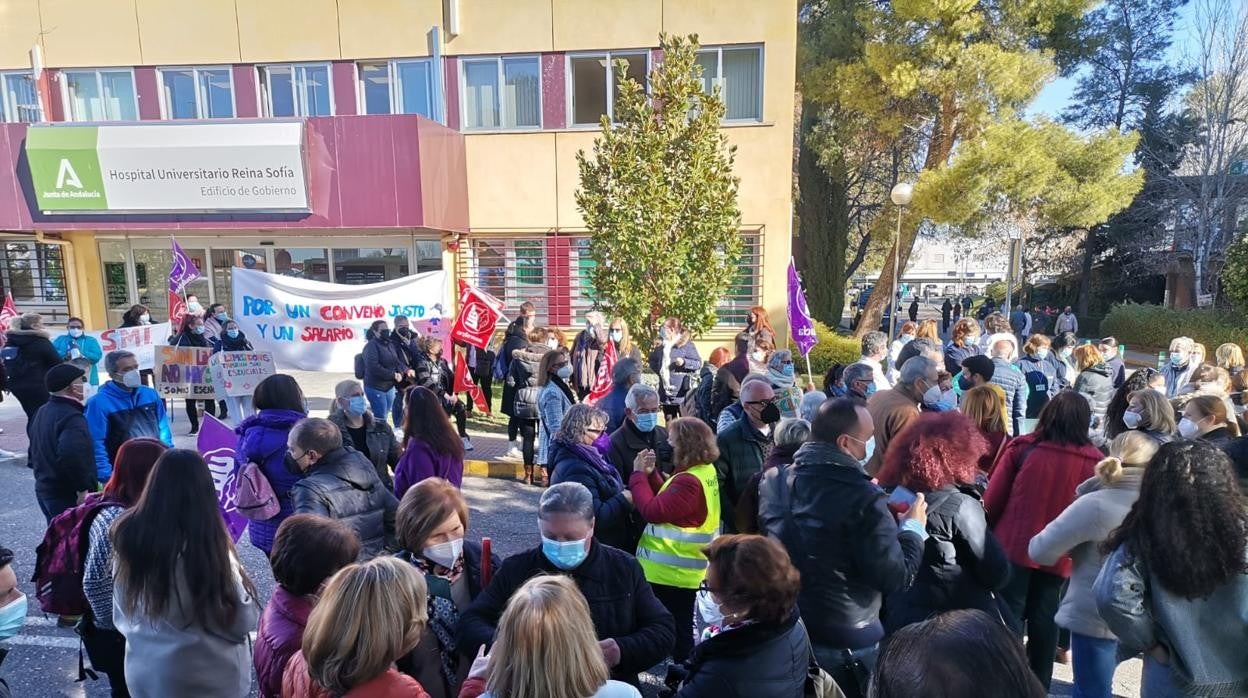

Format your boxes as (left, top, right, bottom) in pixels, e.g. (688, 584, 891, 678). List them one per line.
(1224, 232, 1248, 313)
(804, 321, 863, 380)
(1100, 302, 1248, 352)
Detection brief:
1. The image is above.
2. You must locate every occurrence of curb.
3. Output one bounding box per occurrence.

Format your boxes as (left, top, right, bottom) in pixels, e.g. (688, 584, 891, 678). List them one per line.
(465, 458, 527, 480)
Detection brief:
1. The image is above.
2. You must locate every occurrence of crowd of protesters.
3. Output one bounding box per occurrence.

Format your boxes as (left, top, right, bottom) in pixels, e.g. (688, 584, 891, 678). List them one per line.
(4, 296, 1248, 698)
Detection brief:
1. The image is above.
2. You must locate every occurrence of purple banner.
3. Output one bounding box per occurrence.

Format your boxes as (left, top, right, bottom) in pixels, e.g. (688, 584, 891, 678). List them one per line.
(197, 414, 248, 543)
(787, 260, 818, 357)
(169, 238, 201, 294)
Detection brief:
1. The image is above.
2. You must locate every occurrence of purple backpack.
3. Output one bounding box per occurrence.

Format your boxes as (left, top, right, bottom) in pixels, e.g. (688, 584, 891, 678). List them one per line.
(234, 461, 281, 521)
(32, 497, 112, 616)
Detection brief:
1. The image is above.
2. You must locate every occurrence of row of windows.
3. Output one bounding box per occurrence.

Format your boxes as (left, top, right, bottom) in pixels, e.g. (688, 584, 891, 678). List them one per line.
(0, 46, 764, 128)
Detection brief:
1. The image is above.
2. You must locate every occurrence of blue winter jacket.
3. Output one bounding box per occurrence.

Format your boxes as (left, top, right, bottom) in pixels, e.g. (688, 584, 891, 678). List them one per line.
(1016, 354, 1058, 419)
(84, 380, 173, 481)
(236, 408, 306, 554)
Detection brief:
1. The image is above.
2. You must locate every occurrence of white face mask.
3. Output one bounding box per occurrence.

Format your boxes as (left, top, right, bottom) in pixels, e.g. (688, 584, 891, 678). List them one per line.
(547, 338, 559, 349)
(423, 538, 464, 569)
(120, 369, 142, 389)
(1178, 417, 1202, 439)
(922, 384, 943, 405)
(751, 350, 765, 362)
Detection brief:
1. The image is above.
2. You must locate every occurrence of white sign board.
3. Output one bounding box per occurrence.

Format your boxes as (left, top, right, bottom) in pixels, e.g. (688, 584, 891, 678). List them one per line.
(231, 268, 451, 372)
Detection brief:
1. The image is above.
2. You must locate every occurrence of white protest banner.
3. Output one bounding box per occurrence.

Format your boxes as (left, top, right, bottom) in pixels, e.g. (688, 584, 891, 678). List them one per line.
(88, 322, 172, 372)
(231, 267, 450, 372)
(154, 345, 218, 399)
(210, 351, 277, 397)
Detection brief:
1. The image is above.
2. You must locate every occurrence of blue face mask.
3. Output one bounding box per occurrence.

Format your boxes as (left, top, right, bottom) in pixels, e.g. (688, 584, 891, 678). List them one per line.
(346, 396, 367, 417)
(1035, 348, 1050, 360)
(782, 364, 795, 377)
(226, 329, 239, 339)
(1171, 354, 1186, 367)
(215, 312, 229, 322)
(542, 535, 590, 570)
(633, 412, 659, 432)
(0, 592, 28, 641)
(192, 325, 205, 335)
(864, 383, 877, 397)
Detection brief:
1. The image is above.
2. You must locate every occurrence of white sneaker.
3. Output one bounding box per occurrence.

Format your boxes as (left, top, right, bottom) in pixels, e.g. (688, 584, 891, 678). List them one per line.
(462, 436, 475, 452)
(500, 446, 523, 461)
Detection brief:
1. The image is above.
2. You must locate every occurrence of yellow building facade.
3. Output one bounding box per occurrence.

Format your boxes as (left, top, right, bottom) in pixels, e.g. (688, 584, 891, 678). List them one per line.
(0, 0, 796, 347)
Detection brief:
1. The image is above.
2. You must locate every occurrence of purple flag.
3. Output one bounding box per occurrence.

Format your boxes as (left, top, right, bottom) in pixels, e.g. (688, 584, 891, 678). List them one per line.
(197, 414, 249, 543)
(787, 260, 818, 357)
(169, 238, 200, 294)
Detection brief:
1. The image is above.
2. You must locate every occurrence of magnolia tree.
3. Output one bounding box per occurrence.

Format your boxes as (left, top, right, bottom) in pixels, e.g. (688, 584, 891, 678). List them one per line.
(575, 34, 742, 347)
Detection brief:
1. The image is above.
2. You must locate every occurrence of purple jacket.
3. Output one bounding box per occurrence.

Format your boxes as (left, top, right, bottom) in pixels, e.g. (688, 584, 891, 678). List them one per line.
(394, 438, 464, 498)
(253, 586, 313, 698)
(236, 408, 306, 554)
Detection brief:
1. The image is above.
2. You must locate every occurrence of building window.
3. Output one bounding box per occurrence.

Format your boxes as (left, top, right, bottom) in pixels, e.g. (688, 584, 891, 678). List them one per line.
(0, 72, 40, 123)
(569, 51, 647, 126)
(210, 249, 266, 310)
(461, 56, 541, 130)
(64, 69, 138, 122)
(358, 59, 436, 118)
(458, 238, 548, 323)
(332, 248, 410, 285)
(134, 247, 208, 320)
(260, 64, 333, 117)
(415, 240, 443, 273)
(695, 46, 763, 121)
(2, 242, 66, 306)
(158, 67, 235, 119)
(718, 233, 763, 325)
(275, 248, 330, 282)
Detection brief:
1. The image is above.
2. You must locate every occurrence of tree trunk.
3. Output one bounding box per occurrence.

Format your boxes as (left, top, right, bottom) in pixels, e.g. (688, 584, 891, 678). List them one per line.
(1076, 228, 1095, 318)
(855, 101, 958, 338)
(795, 101, 852, 327)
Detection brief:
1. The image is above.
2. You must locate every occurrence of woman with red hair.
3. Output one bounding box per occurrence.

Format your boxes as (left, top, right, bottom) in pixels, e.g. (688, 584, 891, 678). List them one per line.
(875, 411, 1012, 635)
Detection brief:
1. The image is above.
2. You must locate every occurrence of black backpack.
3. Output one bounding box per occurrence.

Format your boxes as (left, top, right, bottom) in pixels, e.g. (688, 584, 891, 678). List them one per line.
(354, 353, 365, 380)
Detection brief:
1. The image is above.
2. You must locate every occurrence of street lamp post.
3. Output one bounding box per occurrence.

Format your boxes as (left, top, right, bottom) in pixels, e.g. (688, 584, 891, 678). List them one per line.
(888, 182, 913, 339)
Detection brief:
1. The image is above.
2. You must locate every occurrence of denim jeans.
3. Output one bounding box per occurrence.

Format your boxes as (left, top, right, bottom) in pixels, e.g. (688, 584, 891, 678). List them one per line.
(1142, 654, 1184, 698)
(1071, 633, 1120, 698)
(364, 386, 396, 426)
(999, 563, 1064, 689)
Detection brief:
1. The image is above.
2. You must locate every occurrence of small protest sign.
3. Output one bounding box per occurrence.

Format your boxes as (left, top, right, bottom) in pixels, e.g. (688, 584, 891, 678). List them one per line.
(154, 345, 218, 399)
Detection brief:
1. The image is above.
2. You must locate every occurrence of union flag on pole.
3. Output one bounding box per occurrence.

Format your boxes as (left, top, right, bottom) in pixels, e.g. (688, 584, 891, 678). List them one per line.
(450, 280, 506, 350)
(0, 293, 17, 348)
(587, 339, 617, 404)
(168, 238, 200, 327)
(453, 348, 490, 413)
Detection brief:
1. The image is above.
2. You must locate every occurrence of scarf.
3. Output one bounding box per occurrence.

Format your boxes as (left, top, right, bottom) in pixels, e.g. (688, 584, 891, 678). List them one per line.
(551, 374, 577, 405)
(567, 439, 623, 487)
(660, 340, 676, 395)
(768, 366, 795, 388)
(397, 550, 464, 688)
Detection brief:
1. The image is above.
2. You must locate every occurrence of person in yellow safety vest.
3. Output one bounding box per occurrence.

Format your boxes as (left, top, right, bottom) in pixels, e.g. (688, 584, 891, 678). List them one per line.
(628, 417, 722, 676)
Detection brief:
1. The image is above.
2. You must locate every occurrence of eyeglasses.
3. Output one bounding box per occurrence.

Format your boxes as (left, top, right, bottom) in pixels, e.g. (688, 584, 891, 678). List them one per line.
(745, 399, 776, 407)
(697, 580, 718, 594)
(586, 427, 605, 435)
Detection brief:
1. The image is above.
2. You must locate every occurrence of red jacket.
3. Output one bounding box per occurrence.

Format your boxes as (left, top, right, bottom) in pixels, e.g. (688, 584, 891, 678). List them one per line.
(984, 433, 1101, 578)
(629, 468, 707, 528)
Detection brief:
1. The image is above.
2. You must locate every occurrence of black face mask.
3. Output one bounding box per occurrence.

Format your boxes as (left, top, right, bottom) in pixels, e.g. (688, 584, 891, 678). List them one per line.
(377, 329, 391, 340)
(396, 327, 411, 338)
(958, 374, 973, 391)
(760, 402, 782, 424)
(283, 453, 304, 475)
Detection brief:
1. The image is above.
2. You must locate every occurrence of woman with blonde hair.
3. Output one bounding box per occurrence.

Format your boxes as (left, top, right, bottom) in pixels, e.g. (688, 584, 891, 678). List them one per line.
(1073, 345, 1114, 431)
(607, 318, 641, 363)
(962, 384, 1010, 476)
(282, 557, 431, 697)
(1216, 343, 1247, 406)
(915, 319, 941, 344)
(1120, 389, 1177, 445)
(1028, 431, 1158, 698)
(459, 575, 641, 698)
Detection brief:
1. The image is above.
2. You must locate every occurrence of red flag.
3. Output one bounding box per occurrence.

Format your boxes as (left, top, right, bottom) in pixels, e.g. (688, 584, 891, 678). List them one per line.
(0, 293, 17, 348)
(587, 339, 617, 404)
(453, 348, 489, 413)
(450, 280, 506, 350)
(168, 289, 188, 328)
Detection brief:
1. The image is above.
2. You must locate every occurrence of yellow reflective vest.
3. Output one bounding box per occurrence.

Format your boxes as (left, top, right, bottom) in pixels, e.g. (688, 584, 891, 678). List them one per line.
(636, 462, 721, 589)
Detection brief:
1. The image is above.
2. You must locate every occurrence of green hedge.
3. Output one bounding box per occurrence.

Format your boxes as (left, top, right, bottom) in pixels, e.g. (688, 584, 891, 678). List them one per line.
(1100, 302, 1248, 352)
(804, 321, 863, 378)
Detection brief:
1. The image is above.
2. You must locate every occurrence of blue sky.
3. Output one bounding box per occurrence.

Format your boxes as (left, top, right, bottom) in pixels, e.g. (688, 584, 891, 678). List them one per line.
(1027, 0, 1203, 119)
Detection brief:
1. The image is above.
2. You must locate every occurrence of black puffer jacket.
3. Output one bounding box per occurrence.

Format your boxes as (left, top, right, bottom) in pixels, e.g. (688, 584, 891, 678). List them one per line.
(676, 610, 809, 698)
(29, 395, 97, 499)
(411, 350, 452, 396)
(457, 541, 675, 686)
(758, 442, 924, 651)
(1074, 364, 1115, 430)
(290, 446, 399, 558)
(501, 345, 546, 418)
(882, 485, 1011, 634)
(328, 411, 401, 490)
(4, 329, 61, 396)
(362, 336, 404, 392)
